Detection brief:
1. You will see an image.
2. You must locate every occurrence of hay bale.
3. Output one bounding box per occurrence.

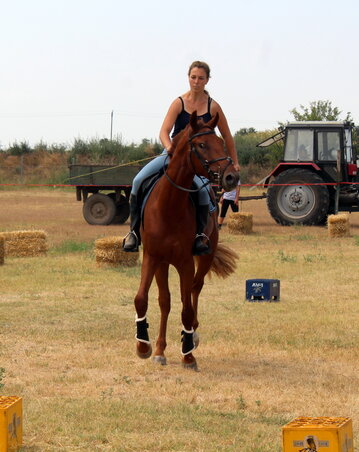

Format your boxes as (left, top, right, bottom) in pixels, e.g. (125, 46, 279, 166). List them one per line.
(0, 230, 48, 257)
(0, 236, 4, 265)
(327, 213, 350, 238)
(227, 212, 253, 235)
(95, 236, 139, 267)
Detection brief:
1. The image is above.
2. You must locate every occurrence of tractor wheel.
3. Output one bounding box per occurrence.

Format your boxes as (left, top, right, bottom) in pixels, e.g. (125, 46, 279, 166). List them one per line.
(267, 168, 329, 225)
(83, 193, 117, 225)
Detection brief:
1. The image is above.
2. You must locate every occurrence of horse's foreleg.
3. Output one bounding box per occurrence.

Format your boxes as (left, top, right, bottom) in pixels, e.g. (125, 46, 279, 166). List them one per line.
(192, 254, 213, 331)
(153, 263, 170, 365)
(134, 254, 157, 359)
(178, 260, 198, 370)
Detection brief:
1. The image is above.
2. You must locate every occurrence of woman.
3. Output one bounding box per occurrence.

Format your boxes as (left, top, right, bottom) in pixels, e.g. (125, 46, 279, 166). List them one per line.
(218, 179, 241, 230)
(123, 60, 240, 253)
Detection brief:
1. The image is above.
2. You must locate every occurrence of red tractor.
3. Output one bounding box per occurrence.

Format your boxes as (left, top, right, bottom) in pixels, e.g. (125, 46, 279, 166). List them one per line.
(258, 121, 359, 225)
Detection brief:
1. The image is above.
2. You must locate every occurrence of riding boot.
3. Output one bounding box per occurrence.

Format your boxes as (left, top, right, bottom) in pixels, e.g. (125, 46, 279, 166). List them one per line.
(122, 194, 141, 252)
(193, 205, 211, 256)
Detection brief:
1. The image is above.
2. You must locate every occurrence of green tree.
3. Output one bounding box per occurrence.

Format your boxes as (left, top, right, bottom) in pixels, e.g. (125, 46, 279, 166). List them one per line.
(7, 141, 33, 155)
(290, 100, 352, 121)
(234, 128, 281, 167)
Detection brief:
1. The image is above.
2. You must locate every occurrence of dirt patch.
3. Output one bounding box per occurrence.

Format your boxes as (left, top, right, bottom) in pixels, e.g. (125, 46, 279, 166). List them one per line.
(1, 188, 358, 248)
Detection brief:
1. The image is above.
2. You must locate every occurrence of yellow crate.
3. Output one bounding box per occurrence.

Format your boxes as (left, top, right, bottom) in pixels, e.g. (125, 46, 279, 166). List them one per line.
(0, 397, 22, 452)
(282, 417, 353, 451)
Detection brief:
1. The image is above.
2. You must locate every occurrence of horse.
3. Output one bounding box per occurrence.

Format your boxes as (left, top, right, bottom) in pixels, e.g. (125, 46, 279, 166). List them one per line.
(134, 111, 239, 370)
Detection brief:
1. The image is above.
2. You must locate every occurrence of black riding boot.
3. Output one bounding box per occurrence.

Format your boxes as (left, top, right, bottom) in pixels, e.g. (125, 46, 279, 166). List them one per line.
(122, 194, 141, 252)
(193, 205, 211, 256)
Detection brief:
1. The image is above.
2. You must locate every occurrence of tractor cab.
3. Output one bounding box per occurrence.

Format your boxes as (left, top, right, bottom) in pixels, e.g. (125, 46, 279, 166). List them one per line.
(260, 121, 358, 184)
(282, 121, 357, 182)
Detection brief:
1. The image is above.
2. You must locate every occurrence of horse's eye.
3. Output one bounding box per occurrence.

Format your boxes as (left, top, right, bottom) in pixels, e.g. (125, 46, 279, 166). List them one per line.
(199, 143, 206, 149)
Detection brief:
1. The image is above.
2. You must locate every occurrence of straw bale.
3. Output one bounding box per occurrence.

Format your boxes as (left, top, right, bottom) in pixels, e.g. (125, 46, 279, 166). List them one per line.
(95, 236, 139, 267)
(327, 214, 350, 238)
(227, 212, 253, 235)
(0, 230, 48, 257)
(0, 236, 4, 265)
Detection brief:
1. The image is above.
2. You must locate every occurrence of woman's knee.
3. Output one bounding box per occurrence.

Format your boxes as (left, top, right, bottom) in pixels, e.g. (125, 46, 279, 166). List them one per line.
(131, 154, 167, 195)
(193, 176, 210, 205)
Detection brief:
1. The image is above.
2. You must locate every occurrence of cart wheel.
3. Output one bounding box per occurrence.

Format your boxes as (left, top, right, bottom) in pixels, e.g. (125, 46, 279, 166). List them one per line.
(116, 198, 130, 224)
(83, 193, 116, 225)
(107, 194, 130, 224)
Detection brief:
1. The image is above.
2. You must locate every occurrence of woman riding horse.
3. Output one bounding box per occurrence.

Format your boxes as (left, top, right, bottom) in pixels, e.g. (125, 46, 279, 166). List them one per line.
(134, 111, 239, 369)
(122, 60, 240, 254)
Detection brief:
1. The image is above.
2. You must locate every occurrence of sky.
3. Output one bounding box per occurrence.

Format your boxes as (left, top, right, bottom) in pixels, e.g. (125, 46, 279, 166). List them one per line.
(1, 0, 358, 148)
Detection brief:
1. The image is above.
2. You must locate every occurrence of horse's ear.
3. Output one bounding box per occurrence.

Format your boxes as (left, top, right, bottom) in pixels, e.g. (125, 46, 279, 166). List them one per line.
(190, 111, 199, 132)
(207, 112, 219, 129)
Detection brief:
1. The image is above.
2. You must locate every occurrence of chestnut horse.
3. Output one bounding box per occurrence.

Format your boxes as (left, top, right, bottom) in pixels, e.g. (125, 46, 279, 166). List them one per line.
(134, 112, 239, 369)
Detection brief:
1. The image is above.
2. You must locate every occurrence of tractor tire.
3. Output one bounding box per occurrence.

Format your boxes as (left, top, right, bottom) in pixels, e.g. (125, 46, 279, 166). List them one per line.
(267, 168, 329, 225)
(83, 193, 117, 225)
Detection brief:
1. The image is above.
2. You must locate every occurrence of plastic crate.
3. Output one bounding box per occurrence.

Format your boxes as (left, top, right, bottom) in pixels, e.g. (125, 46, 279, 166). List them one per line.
(282, 416, 353, 451)
(245, 279, 280, 302)
(0, 396, 22, 452)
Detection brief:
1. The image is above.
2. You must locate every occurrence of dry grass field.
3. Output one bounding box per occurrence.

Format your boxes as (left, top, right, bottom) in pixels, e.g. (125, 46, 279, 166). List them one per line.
(1, 188, 359, 451)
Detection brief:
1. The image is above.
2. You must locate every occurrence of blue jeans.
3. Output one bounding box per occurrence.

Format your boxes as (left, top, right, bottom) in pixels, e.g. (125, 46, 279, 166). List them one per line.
(131, 150, 210, 205)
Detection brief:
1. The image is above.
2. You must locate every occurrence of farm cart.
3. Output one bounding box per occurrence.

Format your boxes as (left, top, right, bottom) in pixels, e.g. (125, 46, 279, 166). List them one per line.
(68, 164, 144, 225)
(258, 121, 359, 225)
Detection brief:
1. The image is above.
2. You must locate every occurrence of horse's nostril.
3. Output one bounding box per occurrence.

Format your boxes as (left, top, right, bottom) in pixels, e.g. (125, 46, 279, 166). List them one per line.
(223, 172, 239, 190)
(225, 174, 234, 185)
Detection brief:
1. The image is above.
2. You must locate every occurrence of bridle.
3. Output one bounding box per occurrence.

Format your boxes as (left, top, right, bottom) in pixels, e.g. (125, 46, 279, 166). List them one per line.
(163, 127, 234, 193)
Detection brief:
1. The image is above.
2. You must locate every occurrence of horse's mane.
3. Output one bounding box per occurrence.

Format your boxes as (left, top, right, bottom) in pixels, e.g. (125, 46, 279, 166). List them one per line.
(168, 125, 189, 157)
(168, 118, 207, 157)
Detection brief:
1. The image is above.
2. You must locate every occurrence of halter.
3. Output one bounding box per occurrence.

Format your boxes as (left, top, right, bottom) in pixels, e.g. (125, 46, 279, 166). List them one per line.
(163, 128, 234, 193)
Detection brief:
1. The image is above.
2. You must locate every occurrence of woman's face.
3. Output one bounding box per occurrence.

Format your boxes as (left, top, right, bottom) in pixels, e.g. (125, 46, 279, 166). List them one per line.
(188, 67, 208, 92)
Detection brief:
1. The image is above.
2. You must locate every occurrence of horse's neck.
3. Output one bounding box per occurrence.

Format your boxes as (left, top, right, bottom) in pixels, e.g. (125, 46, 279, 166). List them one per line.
(153, 147, 195, 209)
(166, 146, 194, 189)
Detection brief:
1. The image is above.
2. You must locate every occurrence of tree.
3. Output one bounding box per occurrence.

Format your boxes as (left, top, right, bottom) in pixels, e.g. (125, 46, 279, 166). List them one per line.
(290, 100, 352, 121)
(234, 128, 281, 167)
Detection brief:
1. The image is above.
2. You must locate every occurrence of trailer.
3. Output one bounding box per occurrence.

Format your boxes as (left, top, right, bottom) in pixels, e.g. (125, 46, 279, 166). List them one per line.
(68, 164, 144, 225)
(69, 162, 269, 226)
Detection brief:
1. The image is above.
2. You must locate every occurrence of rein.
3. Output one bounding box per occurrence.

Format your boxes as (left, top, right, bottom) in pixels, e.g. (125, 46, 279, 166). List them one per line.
(163, 128, 233, 193)
(162, 154, 211, 193)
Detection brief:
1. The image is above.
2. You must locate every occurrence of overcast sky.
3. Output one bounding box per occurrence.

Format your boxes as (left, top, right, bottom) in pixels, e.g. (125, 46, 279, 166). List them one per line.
(1, 0, 358, 148)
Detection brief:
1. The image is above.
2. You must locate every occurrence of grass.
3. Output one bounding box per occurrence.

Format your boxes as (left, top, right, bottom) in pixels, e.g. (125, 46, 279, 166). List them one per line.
(0, 189, 359, 451)
(51, 240, 93, 254)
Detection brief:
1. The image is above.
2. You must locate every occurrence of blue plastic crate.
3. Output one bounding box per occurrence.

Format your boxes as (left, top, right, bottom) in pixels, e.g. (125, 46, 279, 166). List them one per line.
(246, 279, 280, 302)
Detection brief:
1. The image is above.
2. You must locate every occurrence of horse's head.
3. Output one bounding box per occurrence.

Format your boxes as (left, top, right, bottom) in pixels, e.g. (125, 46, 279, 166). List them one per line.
(188, 112, 239, 191)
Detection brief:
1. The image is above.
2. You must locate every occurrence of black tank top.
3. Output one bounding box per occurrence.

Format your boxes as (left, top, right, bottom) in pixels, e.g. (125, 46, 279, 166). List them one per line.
(171, 96, 212, 138)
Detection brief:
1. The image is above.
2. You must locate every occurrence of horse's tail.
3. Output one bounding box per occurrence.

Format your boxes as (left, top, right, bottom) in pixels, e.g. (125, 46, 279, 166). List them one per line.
(208, 242, 239, 279)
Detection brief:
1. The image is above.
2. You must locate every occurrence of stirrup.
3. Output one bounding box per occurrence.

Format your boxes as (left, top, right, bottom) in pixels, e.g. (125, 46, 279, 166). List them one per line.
(122, 231, 139, 252)
(193, 233, 211, 256)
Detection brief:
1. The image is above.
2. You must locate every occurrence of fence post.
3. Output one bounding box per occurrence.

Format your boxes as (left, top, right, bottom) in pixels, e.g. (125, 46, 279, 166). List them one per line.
(334, 149, 341, 214)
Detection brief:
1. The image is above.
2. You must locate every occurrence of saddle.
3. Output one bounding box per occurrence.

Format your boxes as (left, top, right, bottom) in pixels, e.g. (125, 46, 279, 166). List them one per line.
(138, 168, 217, 223)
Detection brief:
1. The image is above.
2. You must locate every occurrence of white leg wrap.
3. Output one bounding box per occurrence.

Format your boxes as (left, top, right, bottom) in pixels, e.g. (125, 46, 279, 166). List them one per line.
(135, 315, 147, 322)
(135, 335, 151, 345)
(182, 326, 194, 334)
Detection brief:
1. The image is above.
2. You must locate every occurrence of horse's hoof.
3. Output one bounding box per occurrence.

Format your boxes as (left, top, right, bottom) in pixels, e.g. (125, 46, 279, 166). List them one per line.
(182, 358, 199, 371)
(152, 355, 167, 366)
(136, 342, 152, 359)
(193, 331, 199, 349)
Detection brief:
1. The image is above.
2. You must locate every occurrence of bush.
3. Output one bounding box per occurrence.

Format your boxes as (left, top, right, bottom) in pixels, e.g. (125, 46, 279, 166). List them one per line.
(234, 128, 283, 168)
